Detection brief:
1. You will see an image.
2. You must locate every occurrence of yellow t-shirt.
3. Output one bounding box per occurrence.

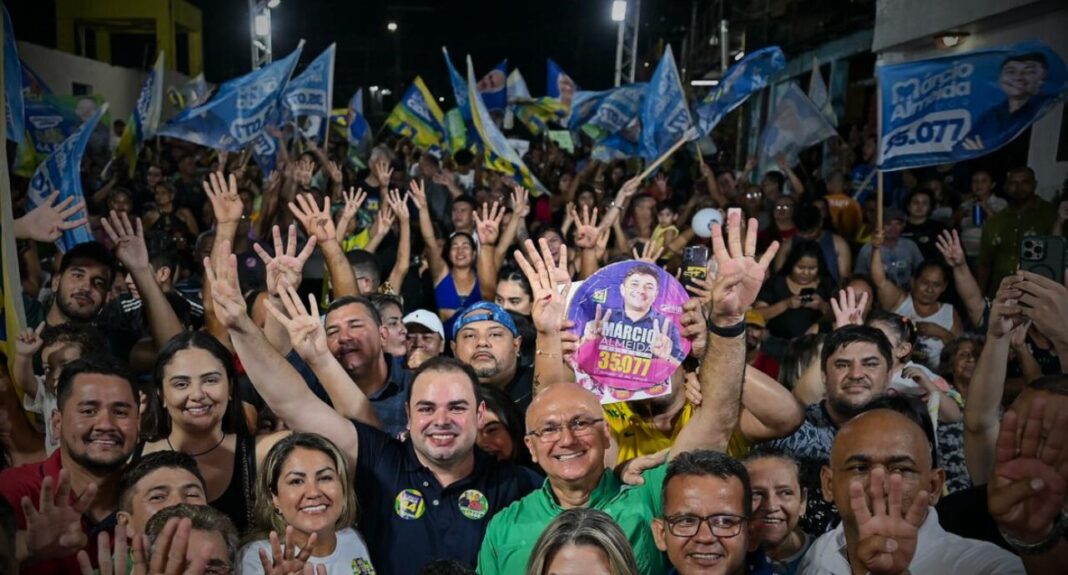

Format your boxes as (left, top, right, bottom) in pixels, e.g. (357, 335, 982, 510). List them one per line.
(603, 401, 750, 465)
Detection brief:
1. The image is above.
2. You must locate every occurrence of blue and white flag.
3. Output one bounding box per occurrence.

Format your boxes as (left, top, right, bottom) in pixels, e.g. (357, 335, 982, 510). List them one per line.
(639, 45, 693, 161)
(158, 41, 303, 151)
(116, 51, 165, 176)
(443, 47, 472, 120)
(695, 46, 785, 137)
(808, 56, 836, 126)
(507, 68, 532, 102)
(479, 59, 508, 112)
(758, 83, 837, 167)
(3, 4, 23, 143)
(168, 72, 212, 111)
(346, 88, 372, 167)
(284, 43, 334, 143)
(546, 59, 579, 106)
(442, 47, 479, 146)
(877, 41, 1068, 171)
(568, 84, 645, 137)
(26, 103, 107, 252)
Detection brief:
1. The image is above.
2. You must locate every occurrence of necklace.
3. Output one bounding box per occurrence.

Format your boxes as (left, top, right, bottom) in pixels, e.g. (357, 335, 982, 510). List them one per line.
(167, 432, 227, 457)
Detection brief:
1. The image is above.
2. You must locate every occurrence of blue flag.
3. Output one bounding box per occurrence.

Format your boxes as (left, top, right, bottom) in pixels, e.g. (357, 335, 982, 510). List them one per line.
(442, 47, 480, 148)
(26, 103, 107, 252)
(546, 58, 579, 109)
(346, 88, 372, 167)
(3, 5, 23, 143)
(568, 84, 645, 136)
(168, 73, 212, 111)
(878, 41, 1068, 171)
(639, 45, 693, 161)
(158, 41, 303, 151)
(758, 83, 837, 167)
(116, 51, 165, 176)
(284, 43, 335, 143)
(695, 46, 785, 137)
(479, 59, 508, 112)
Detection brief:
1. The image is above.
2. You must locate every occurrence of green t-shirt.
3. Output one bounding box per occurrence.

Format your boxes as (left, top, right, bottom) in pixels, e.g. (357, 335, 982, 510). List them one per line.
(978, 198, 1057, 294)
(476, 463, 670, 575)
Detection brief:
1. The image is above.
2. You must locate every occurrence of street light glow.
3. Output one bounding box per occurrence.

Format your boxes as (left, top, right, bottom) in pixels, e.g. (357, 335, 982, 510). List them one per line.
(733, 51, 745, 61)
(267, 0, 281, 8)
(387, 21, 398, 32)
(253, 13, 270, 37)
(690, 79, 720, 86)
(611, 0, 627, 22)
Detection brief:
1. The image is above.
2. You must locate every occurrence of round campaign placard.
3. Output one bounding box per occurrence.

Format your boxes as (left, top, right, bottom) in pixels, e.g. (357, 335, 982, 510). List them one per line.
(567, 260, 691, 404)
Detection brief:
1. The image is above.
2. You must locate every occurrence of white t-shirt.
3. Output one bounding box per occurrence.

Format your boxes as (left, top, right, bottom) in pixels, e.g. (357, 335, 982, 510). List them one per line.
(239, 528, 375, 575)
(23, 375, 60, 455)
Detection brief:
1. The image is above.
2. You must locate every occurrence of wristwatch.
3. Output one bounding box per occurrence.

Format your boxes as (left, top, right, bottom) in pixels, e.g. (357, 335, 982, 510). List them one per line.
(999, 508, 1068, 555)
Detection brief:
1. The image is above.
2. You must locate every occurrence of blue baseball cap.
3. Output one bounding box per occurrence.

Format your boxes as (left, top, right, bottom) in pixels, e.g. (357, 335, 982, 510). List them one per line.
(452, 302, 519, 339)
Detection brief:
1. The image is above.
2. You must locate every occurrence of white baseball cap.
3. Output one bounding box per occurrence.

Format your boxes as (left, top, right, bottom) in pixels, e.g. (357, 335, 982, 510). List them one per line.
(403, 310, 445, 339)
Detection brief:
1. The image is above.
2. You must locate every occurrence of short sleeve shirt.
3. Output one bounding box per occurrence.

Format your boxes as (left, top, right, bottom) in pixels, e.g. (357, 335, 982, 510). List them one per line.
(353, 421, 541, 574)
(602, 401, 751, 465)
(477, 464, 671, 575)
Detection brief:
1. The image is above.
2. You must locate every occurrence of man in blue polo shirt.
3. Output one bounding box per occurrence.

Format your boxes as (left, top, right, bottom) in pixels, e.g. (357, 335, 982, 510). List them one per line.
(212, 249, 541, 573)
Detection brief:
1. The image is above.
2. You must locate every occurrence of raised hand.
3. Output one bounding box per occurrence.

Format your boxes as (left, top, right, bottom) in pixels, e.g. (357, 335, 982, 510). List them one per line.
(203, 240, 248, 330)
(679, 299, 708, 358)
(371, 158, 394, 187)
(744, 155, 758, 173)
(988, 276, 1026, 340)
(935, 229, 966, 268)
(131, 516, 210, 575)
(633, 239, 664, 263)
(515, 238, 571, 335)
(831, 286, 869, 329)
(709, 209, 779, 326)
(988, 397, 1068, 544)
(77, 524, 127, 575)
(264, 284, 331, 363)
(650, 318, 673, 360)
(334, 187, 367, 237)
(254, 225, 317, 297)
(203, 172, 244, 227)
(407, 178, 428, 210)
(289, 193, 339, 244)
(15, 322, 45, 358)
(100, 210, 150, 270)
(654, 173, 668, 194)
(22, 469, 98, 562)
(474, 201, 505, 246)
(616, 176, 641, 203)
(325, 160, 343, 184)
(775, 153, 790, 171)
(14, 190, 87, 242)
(1016, 270, 1068, 349)
(370, 198, 396, 240)
(293, 157, 315, 188)
(582, 304, 610, 343)
(570, 204, 600, 250)
(386, 188, 410, 222)
(849, 468, 927, 575)
(510, 184, 530, 218)
(258, 525, 319, 575)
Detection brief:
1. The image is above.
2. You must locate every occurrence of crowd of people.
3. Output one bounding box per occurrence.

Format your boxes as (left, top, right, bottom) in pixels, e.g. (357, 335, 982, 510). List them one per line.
(1, 114, 1067, 575)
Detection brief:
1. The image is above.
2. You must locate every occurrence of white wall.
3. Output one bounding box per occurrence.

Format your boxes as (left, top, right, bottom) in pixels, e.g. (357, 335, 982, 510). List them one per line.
(17, 41, 190, 122)
(876, 4, 1068, 200)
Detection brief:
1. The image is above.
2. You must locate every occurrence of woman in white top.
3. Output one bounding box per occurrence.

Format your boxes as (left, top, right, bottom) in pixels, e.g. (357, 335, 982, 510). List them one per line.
(240, 433, 375, 575)
(871, 237, 961, 370)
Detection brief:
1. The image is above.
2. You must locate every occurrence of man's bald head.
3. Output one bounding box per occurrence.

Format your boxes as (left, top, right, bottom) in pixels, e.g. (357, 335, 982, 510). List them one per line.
(525, 383, 611, 491)
(526, 382, 602, 429)
(832, 409, 934, 471)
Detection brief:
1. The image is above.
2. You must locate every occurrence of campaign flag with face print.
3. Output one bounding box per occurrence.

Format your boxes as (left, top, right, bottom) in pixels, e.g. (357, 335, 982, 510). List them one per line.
(695, 46, 785, 137)
(116, 51, 165, 177)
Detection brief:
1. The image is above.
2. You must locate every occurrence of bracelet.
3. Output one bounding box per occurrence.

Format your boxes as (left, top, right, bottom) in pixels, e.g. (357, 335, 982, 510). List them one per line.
(707, 318, 745, 338)
(998, 508, 1068, 555)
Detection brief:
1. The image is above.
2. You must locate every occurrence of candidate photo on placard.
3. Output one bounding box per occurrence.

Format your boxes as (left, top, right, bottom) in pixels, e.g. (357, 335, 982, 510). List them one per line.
(568, 260, 690, 404)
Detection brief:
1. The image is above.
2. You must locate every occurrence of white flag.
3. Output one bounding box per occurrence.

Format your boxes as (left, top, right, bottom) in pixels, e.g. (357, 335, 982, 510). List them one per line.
(807, 57, 836, 126)
(759, 83, 837, 167)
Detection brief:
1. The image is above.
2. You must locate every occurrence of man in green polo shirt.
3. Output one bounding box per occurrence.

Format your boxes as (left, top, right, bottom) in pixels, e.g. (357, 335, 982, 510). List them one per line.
(977, 167, 1057, 296)
(477, 209, 778, 575)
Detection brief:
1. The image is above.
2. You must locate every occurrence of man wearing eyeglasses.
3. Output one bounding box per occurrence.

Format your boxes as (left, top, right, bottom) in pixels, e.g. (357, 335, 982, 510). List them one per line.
(478, 211, 779, 575)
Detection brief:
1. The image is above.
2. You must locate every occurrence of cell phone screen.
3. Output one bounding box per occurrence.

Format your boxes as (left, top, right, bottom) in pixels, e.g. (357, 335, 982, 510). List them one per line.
(682, 246, 709, 290)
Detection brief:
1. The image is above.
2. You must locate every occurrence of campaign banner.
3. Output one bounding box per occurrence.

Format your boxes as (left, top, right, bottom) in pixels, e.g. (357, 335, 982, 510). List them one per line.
(479, 59, 508, 112)
(158, 41, 303, 151)
(758, 83, 837, 167)
(3, 4, 23, 143)
(546, 58, 578, 109)
(568, 83, 645, 138)
(384, 76, 447, 150)
(568, 261, 690, 404)
(466, 55, 548, 195)
(26, 103, 107, 252)
(284, 43, 335, 142)
(116, 51, 165, 176)
(877, 41, 1068, 171)
(168, 72, 213, 111)
(16, 94, 109, 176)
(639, 45, 693, 162)
(695, 46, 784, 137)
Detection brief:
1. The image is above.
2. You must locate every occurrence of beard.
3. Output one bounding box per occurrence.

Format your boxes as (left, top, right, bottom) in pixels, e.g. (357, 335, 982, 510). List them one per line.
(56, 292, 98, 321)
(66, 436, 130, 474)
(827, 391, 878, 420)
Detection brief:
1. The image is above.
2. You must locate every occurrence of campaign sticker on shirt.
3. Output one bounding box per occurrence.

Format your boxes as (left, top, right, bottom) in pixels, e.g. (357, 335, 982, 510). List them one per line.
(394, 489, 425, 520)
(567, 260, 690, 404)
(458, 489, 489, 520)
(351, 557, 377, 574)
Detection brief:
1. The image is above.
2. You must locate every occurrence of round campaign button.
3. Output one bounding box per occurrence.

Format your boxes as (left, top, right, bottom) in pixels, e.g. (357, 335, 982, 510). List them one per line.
(567, 260, 691, 404)
(394, 488, 426, 520)
(458, 489, 490, 520)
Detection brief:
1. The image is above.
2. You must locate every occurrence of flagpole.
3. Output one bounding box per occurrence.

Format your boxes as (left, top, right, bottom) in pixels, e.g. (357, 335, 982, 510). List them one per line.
(875, 72, 883, 236)
(637, 129, 695, 181)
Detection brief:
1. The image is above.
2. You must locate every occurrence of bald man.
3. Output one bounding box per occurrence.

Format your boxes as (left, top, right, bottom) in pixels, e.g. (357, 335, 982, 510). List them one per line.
(478, 210, 775, 575)
(801, 400, 1023, 574)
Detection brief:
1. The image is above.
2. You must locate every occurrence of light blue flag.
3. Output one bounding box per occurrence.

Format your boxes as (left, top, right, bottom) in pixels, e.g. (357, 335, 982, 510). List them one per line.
(442, 47, 479, 146)
(284, 43, 335, 143)
(568, 83, 645, 138)
(3, 4, 24, 143)
(878, 41, 1068, 171)
(158, 41, 304, 151)
(168, 73, 212, 111)
(546, 58, 579, 101)
(26, 103, 107, 252)
(347, 88, 372, 167)
(758, 83, 837, 167)
(116, 51, 165, 176)
(695, 46, 785, 137)
(479, 59, 508, 111)
(639, 45, 693, 161)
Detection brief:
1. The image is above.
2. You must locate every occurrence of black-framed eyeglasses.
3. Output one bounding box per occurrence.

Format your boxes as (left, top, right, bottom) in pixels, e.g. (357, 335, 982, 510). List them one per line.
(662, 513, 747, 538)
(526, 417, 605, 443)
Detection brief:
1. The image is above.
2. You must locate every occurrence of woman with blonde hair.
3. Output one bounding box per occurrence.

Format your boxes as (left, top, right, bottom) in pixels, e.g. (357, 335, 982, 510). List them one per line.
(240, 432, 375, 574)
(526, 508, 639, 575)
